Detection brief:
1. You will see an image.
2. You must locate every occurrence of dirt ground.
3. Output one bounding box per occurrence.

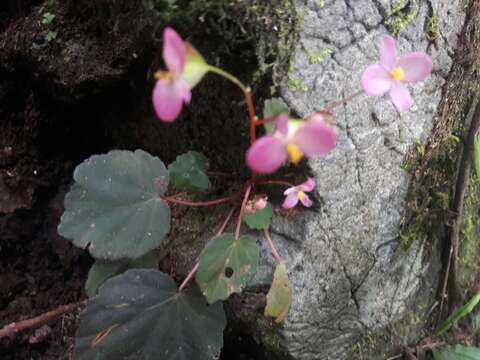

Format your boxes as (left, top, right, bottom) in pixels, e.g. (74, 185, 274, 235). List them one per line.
(0, 0, 279, 358)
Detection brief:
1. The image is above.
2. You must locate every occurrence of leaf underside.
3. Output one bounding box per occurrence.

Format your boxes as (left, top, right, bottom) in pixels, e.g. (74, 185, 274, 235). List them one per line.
(264, 261, 293, 323)
(75, 269, 226, 360)
(262, 98, 290, 133)
(243, 203, 273, 230)
(85, 251, 158, 298)
(168, 151, 209, 192)
(58, 149, 171, 260)
(196, 233, 259, 304)
(432, 345, 480, 360)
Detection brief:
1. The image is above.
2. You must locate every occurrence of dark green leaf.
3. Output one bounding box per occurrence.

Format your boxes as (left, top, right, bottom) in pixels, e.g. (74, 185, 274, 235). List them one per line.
(86, 251, 158, 297)
(262, 98, 290, 133)
(264, 261, 292, 323)
(196, 233, 259, 303)
(75, 269, 226, 360)
(437, 290, 480, 336)
(243, 203, 273, 230)
(58, 150, 170, 260)
(432, 345, 480, 360)
(168, 151, 210, 192)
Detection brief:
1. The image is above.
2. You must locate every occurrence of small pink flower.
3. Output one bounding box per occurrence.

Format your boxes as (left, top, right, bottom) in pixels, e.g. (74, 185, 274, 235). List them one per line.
(246, 115, 336, 174)
(361, 35, 433, 112)
(245, 195, 268, 214)
(282, 178, 315, 209)
(153, 28, 208, 122)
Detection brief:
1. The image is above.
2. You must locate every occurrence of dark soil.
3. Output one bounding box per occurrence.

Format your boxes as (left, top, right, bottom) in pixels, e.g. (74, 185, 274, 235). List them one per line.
(0, 0, 290, 358)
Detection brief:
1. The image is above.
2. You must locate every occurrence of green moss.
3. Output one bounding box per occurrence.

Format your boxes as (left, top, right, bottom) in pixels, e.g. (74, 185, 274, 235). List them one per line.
(306, 47, 332, 65)
(386, 0, 417, 37)
(287, 60, 308, 92)
(458, 176, 480, 290)
(426, 13, 440, 40)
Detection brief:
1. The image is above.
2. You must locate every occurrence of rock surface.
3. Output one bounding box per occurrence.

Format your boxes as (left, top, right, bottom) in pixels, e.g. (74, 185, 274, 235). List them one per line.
(258, 1, 467, 359)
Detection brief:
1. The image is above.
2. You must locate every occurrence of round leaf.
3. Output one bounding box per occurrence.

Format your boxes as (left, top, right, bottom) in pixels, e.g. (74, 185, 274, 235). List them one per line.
(75, 269, 226, 360)
(168, 151, 210, 192)
(58, 150, 170, 260)
(264, 261, 293, 323)
(86, 251, 158, 297)
(196, 233, 259, 304)
(243, 203, 273, 230)
(433, 345, 480, 360)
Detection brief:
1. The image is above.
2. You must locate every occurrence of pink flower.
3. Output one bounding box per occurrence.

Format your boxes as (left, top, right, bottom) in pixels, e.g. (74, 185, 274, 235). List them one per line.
(153, 28, 209, 122)
(361, 35, 433, 112)
(246, 115, 336, 174)
(282, 178, 315, 209)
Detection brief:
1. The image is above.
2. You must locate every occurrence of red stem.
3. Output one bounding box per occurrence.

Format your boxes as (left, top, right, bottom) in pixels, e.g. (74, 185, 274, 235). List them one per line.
(178, 206, 236, 292)
(255, 115, 279, 126)
(235, 184, 252, 240)
(162, 196, 233, 207)
(0, 301, 85, 339)
(216, 207, 236, 235)
(256, 179, 295, 187)
(264, 227, 282, 263)
(178, 262, 199, 292)
(321, 90, 364, 112)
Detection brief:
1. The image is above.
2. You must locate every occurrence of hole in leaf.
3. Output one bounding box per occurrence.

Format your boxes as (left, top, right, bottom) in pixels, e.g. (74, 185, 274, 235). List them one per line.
(224, 267, 234, 278)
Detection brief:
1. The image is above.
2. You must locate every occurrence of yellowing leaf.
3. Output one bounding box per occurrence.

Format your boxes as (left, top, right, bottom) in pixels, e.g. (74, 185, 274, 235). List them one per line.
(265, 262, 292, 323)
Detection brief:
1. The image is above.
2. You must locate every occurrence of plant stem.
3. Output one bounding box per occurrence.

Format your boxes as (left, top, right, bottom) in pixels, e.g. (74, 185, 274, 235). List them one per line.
(178, 262, 199, 292)
(264, 227, 282, 263)
(178, 207, 236, 292)
(235, 184, 252, 240)
(255, 115, 279, 127)
(216, 206, 236, 235)
(256, 179, 295, 187)
(162, 196, 233, 207)
(0, 301, 85, 339)
(207, 65, 258, 182)
(322, 90, 364, 112)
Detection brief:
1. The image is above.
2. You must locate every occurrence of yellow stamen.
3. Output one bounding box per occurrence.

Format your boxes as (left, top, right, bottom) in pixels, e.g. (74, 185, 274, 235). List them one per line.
(154, 71, 173, 81)
(297, 191, 306, 200)
(390, 67, 405, 81)
(287, 144, 304, 164)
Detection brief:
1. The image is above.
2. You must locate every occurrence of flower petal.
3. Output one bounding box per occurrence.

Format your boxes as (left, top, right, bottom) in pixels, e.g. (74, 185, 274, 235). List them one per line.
(163, 27, 186, 75)
(361, 64, 392, 96)
(246, 136, 288, 174)
(293, 122, 336, 157)
(282, 193, 299, 209)
(283, 186, 297, 196)
(182, 43, 208, 88)
(299, 178, 315, 192)
(389, 82, 413, 112)
(300, 194, 313, 207)
(275, 115, 289, 135)
(152, 78, 191, 122)
(379, 35, 397, 71)
(397, 52, 433, 82)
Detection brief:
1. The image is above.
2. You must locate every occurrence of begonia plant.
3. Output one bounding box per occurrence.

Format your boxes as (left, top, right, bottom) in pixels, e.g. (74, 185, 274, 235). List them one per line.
(56, 28, 433, 359)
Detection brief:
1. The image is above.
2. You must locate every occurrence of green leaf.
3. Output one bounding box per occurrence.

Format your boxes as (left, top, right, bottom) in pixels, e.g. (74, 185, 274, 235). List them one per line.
(85, 251, 158, 297)
(75, 269, 226, 360)
(196, 233, 259, 303)
(433, 345, 480, 360)
(58, 149, 170, 260)
(264, 261, 293, 323)
(262, 98, 290, 133)
(437, 290, 480, 336)
(474, 134, 480, 178)
(243, 203, 273, 230)
(168, 151, 210, 192)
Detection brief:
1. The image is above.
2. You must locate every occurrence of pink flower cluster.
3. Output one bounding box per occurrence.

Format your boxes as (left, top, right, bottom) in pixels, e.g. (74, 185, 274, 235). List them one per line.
(151, 29, 433, 210)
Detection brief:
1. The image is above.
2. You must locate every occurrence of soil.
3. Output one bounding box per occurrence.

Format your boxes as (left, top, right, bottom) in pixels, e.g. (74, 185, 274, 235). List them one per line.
(0, 0, 281, 358)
